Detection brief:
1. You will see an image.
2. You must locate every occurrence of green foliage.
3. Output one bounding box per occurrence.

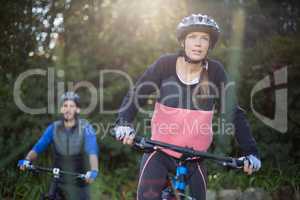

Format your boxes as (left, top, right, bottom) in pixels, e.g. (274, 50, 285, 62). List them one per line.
(92, 161, 139, 200)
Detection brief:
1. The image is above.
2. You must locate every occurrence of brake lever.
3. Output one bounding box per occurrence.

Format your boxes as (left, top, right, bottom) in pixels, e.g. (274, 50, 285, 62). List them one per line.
(133, 137, 155, 152)
(78, 174, 86, 180)
(217, 158, 244, 169)
(27, 164, 35, 170)
(27, 164, 39, 173)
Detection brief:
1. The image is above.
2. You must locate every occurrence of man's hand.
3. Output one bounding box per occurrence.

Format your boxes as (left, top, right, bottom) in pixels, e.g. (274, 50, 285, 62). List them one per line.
(85, 170, 98, 184)
(17, 159, 31, 171)
(240, 155, 261, 175)
(113, 125, 135, 145)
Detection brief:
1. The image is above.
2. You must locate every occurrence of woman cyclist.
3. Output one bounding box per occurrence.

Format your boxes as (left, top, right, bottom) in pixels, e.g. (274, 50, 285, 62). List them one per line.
(113, 14, 261, 200)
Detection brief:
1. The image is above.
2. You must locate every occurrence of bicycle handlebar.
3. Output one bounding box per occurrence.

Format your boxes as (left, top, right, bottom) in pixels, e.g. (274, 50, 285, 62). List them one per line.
(110, 129, 244, 169)
(134, 135, 244, 168)
(27, 164, 86, 179)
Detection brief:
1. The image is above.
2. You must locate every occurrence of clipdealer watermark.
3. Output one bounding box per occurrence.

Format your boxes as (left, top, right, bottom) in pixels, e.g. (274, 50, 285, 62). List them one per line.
(13, 66, 288, 134)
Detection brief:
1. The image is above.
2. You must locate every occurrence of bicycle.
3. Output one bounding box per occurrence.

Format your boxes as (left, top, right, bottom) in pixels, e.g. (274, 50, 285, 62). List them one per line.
(19, 164, 86, 200)
(110, 130, 245, 200)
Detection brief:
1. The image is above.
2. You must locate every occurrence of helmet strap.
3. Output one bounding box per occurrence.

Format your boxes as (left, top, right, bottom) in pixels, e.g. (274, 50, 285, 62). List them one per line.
(183, 52, 202, 64)
(180, 43, 208, 65)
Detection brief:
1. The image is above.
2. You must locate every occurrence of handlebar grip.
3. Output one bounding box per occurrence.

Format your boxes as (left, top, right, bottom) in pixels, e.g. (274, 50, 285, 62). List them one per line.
(236, 159, 244, 167)
(133, 135, 142, 143)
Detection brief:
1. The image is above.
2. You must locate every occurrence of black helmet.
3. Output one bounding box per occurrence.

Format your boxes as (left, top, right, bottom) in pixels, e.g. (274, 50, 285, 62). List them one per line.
(60, 91, 80, 107)
(176, 14, 220, 49)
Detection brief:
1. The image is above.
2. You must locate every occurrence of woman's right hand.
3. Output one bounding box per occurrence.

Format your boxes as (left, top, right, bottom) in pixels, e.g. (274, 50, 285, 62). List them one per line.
(113, 125, 135, 145)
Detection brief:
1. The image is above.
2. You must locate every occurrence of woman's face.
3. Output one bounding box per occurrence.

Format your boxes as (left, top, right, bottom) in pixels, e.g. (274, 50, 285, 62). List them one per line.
(183, 32, 210, 62)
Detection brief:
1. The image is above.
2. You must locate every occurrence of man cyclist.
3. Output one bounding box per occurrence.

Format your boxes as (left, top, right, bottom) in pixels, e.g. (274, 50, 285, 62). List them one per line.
(18, 91, 99, 200)
(113, 14, 261, 200)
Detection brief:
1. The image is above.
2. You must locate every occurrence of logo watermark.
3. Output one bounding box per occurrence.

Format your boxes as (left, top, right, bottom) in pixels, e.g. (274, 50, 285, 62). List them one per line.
(13, 66, 288, 135)
(250, 67, 287, 133)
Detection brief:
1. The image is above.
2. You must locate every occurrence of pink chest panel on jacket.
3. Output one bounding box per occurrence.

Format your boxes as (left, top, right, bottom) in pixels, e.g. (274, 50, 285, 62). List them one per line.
(151, 102, 214, 158)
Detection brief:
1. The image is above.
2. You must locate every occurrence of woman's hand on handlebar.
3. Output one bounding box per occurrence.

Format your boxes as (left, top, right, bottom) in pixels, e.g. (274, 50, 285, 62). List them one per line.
(240, 154, 261, 175)
(113, 125, 135, 145)
(122, 134, 135, 145)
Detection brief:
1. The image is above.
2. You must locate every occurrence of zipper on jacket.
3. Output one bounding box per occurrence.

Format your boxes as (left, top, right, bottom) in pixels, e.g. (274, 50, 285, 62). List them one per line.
(66, 131, 70, 155)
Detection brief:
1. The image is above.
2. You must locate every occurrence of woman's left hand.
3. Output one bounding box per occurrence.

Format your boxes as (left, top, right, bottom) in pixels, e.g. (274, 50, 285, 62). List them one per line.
(242, 155, 261, 175)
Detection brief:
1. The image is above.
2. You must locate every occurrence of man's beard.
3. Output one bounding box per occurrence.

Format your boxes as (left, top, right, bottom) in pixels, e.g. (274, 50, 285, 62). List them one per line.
(63, 113, 76, 122)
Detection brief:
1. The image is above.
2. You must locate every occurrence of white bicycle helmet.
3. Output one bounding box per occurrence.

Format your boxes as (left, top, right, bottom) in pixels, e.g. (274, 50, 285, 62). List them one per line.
(177, 14, 220, 49)
(60, 91, 80, 106)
